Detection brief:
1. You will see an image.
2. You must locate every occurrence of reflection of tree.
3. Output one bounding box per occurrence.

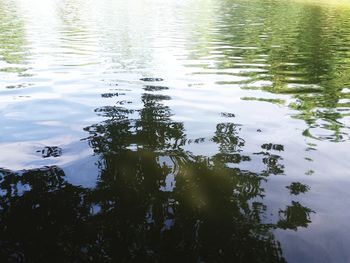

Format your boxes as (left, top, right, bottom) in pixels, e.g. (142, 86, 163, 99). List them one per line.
(0, 166, 91, 262)
(186, 0, 350, 142)
(212, 123, 245, 153)
(264, 4, 350, 142)
(287, 182, 310, 195)
(0, 85, 313, 262)
(278, 202, 314, 231)
(0, 1, 28, 72)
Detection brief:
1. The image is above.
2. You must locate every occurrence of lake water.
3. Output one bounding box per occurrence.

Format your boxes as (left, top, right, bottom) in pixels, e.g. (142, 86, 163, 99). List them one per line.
(1, 0, 350, 262)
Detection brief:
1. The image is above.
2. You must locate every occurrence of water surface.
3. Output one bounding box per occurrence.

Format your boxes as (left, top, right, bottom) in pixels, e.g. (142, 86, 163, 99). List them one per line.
(1, 0, 350, 262)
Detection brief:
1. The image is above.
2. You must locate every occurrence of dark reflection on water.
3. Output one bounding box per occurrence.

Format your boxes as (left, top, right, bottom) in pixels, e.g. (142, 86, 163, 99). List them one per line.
(0, 84, 314, 262)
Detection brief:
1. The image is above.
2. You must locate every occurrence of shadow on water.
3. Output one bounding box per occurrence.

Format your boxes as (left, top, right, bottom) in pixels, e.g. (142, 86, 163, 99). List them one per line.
(0, 83, 313, 262)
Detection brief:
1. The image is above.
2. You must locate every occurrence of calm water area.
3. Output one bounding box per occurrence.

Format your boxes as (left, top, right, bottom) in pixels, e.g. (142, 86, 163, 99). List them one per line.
(1, 0, 350, 262)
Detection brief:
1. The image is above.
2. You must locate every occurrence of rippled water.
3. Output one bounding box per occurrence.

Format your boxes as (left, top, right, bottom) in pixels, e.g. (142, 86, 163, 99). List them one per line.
(1, 0, 350, 262)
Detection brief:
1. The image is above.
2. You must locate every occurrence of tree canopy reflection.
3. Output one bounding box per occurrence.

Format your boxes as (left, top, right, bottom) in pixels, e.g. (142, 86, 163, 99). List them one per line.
(0, 84, 313, 262)
(183, 0, 350, 142)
